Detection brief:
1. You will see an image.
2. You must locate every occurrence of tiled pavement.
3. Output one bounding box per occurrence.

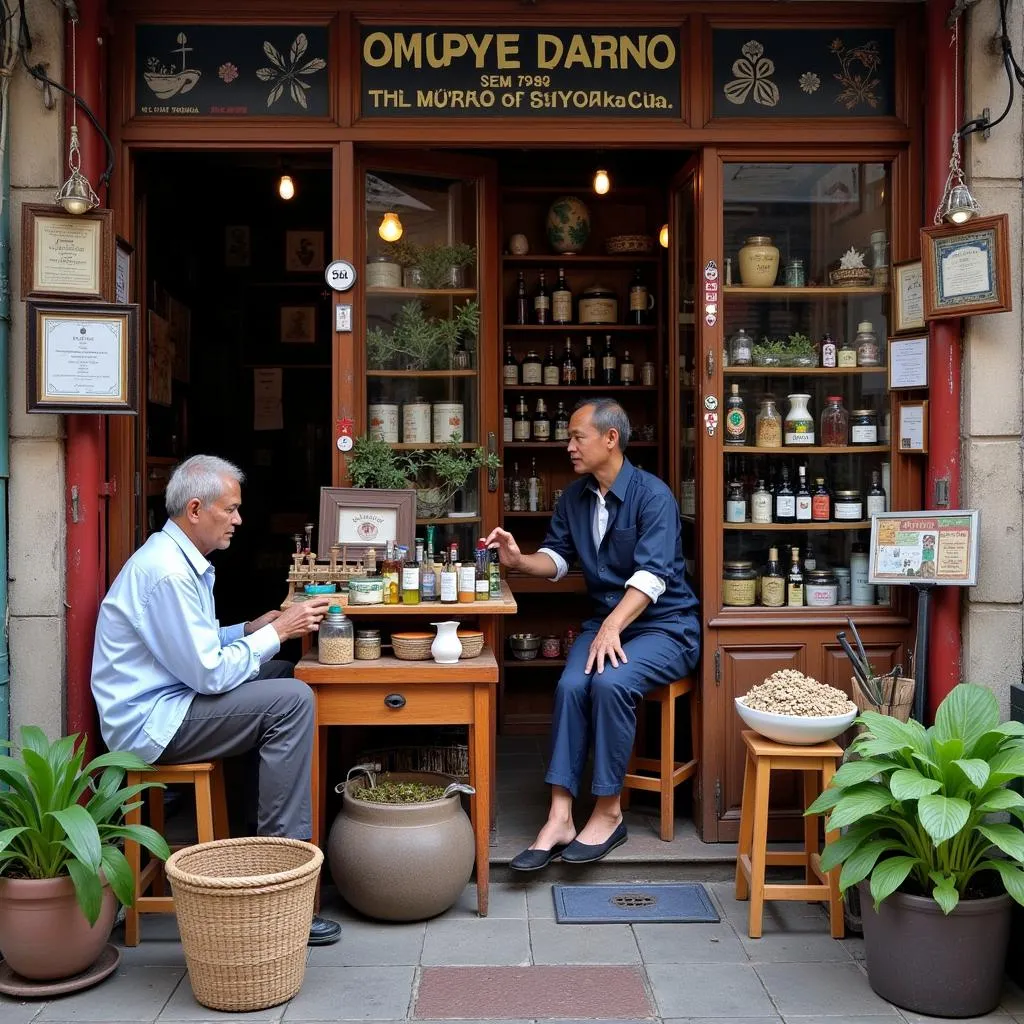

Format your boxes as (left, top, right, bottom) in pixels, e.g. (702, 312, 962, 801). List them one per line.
(4, 881, 1024, 1024)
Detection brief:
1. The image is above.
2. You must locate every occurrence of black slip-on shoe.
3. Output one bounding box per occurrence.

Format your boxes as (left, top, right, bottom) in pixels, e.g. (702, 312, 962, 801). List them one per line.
(308, 914, 342, 946)
(560, 823, 628, 864)
(509, 843, 568, 872)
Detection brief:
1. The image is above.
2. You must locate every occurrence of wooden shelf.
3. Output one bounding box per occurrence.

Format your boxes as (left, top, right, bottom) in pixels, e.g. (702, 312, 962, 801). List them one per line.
(503, 324, 656, 332)
(367, 287, 477, 297)
(723, 520, 872, 531)
(502, 254, 660, 265)
(504, 440, 657, 448)
(417, 516, 481, 526)
(503, 384, 657, 392)
(724, 367, 887, 376)
(503, 658, 566, 668)
(723, 445, 889, 455)
(366, 369, 477, 378)
(722, 286, 888, 297)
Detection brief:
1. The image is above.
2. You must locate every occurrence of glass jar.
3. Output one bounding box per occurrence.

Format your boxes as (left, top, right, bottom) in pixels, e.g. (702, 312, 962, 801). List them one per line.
(805, 570, 838, 607)
(726, 481, 747, 523)
(728, 328, 753, 367)
(837, 338, 857, 368)
(354, 628, 382, 660)
(870, 230, 890, 287)
(833, 489, 864, 521)
(318, 606, 354, 665)
(784, 393, 815, 446)
(820, 395, 849, 447)
(349, 577, 385, 605)
(850, 409, 878, 445)
(541, 635, 562, 659)
(784, 258, 805, 288)
(834, 567, 852, 604)
(851, 544, 875, 605)
(722, 561, 757, 606)
(755, 397, 783, 448)
(854, 321, 881, 366)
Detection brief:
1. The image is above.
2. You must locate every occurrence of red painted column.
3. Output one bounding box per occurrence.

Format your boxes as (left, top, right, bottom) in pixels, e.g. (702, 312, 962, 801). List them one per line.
(924, 0, 963, 716)
(64, 0, 107, 747)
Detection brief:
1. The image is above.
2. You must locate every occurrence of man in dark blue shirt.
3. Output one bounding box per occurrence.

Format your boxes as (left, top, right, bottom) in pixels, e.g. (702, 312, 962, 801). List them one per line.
(486, 399, 699, 869)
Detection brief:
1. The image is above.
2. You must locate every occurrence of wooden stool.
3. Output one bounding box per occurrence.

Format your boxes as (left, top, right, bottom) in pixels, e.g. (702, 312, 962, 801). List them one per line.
(734, 730, 844, 939)
(620, 676, 699, 841)
(124, 761, 229, 946)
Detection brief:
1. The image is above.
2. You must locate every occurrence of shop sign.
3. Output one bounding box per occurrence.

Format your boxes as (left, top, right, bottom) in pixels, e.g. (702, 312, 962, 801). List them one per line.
(868, 511, 980, 587)
(360, 26, 681, 118)
(134, 25, 329, 117)
(711, 29, 895, 119)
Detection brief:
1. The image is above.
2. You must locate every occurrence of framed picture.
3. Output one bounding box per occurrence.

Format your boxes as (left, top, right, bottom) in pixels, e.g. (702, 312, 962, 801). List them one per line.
(888, 335, 929, 390)
(21, 205, 114, 302)
(317, 487, 416, 562)
(114, 237, 134, 304)
(891, 259, 924, 334)
(869, 509, 980, 587)
(26, 301, 138, 414)
(898, 400, 928, 453)
(920, 214, 1012, 320)
(285, 230, 324, 273)
(224, 225, 251, 268)
(281, 305, 316, 344)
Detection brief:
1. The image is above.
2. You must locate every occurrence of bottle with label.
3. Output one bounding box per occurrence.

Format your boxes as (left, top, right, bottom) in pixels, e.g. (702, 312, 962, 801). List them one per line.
(533, 272, 550, 324)
(787, 546, 804, 607)
(725, 383, 747, 445)
(475, 539, 490, 600)
(401, 554, 421, 604)
(820, 331, 837, 368)
(532, 398, 551, 441)
(488, 547, 502, 599)
(552, 267, 573, 324)
(628, 268, 650, 325)
(811, 477, 831, 521)
(837, 337, 857, 367)
(804, 541, 817, 572)
(726, 480, 747, 523)
(820, 395, 849, 447)
(503, 342, 520, 385)
(774, 466, 796, 523)
(458, 552, 476, 603)
(527, 457, 544, 512)
(867, 469, 886, 518)
(581, 336, 597, 385)
(554, 401, 570, 442)
(522, 348, 543, 385)
(728, 328, 753, 367)
(854, 321, 880, 366)
(381, 541, 401, 606)
(755, 396, 783, 448)
(440, 544, 459, 604)
(513, 396, 531, 440)
(620, 349, 635, 386)
(601, 335, 618, 384)
(851, 542, 875, 605)
(510, 461, 527, 511)
(795, 465, 812, 522)
(502, 402, 513, 443)
(762, 547, 786, 607)
(751, 478, 772, 524)
(542, 344, 560, 386)
(420, 538, 438, 601)
(784, 393, 815, 446)
(514, 271, 529, 325)
(560, 338, 578, 384)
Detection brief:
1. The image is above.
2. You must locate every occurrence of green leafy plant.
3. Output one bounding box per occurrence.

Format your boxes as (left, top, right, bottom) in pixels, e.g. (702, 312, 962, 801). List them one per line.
(752, 336, 787, 365)
(365, 300, 479, 371)
(378, 239, 421, 268)
(345, 434, 418, 490)
(807, 683, 1024, 916)
(419, 435, 501, 500)
(355, 781, 447, 804)
(786, 332, 815, 356)
(415, 243, 477, 289)
(0, 727, 171, 925)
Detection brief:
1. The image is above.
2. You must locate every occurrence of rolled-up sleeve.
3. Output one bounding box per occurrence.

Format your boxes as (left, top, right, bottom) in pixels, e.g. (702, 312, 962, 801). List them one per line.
(626, 569, 667, 603)
(627, 491, 680, 602)
(537, 494, 577, 582)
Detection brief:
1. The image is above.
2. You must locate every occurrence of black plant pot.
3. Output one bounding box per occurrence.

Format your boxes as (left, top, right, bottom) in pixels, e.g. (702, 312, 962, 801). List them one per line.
(859, 882, 1011, 1018)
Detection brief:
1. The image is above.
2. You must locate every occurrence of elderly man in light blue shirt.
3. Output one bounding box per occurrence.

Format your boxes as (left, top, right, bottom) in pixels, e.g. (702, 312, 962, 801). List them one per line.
(91, 454, 341, 946)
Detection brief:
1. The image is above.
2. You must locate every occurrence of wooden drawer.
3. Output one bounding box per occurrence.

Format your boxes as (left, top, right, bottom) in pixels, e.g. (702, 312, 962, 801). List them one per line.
(314, 683, 475, 725)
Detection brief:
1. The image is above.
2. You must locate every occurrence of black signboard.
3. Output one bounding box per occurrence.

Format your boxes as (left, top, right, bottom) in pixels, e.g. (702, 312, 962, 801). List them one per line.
(712, 29, 895, 119)
(360, 26, 681, 118)
(135, 25, 330, 117)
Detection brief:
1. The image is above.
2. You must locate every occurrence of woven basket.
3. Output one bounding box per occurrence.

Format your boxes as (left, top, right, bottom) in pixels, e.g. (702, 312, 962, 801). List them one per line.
(392, 632, 433, 660)
(457, 630, 484, 658)
(829, 266, 873, 287)
(165, 837, 322, 1012)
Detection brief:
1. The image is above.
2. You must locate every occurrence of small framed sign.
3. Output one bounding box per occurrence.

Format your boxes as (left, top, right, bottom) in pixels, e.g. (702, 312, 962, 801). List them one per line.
(21, 205, 114, 302)
(897, 400, 928, 453)
(891, 259, 924, 334)
(317, 486, 416, 562)
(888, 335, 928, 390)
(920, 213, 1012, 320)
(26, 301, 139, 414)
(114, 237, 134, 304)
(868, 509, 980, 587)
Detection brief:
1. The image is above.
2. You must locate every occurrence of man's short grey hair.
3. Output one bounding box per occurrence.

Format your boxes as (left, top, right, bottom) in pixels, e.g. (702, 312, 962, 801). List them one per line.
(573, 397, 631, 451)
(165, 455, 245, 517)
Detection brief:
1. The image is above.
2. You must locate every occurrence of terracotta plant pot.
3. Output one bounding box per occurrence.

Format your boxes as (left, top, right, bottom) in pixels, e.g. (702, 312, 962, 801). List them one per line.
(328, 771, 474, 921)
(0, 875, 116, 980)
(858, 881, 1011, 1018)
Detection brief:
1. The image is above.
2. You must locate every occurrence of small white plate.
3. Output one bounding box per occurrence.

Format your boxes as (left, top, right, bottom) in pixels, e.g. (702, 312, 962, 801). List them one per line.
(448, 511, 478, 518)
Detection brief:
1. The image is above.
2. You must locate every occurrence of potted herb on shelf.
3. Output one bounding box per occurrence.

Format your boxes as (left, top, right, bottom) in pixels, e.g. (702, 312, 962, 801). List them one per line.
(417, 436, 501, 518)
(365, 300, 479, 371)
(752, 336, 786, 367)
(416, 243, 477, 289)
(807, 683, 1024, 1018)
(785, 332, 818, 367)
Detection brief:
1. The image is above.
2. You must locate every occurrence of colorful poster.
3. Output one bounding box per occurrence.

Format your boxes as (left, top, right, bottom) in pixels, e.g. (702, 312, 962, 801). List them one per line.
(869, 511, 979, 587)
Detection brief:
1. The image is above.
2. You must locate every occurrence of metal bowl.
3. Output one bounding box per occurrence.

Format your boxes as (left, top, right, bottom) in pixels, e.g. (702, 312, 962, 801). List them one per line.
(509, 633, 542, 661)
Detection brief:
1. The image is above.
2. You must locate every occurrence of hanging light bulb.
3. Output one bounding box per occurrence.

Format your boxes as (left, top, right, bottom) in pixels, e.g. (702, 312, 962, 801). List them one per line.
(659, 224, 670, 249)
(942, 182, 981, 225)
(378, 211, 403, 242)
(278, 174, 296, 200)
(593, 168, 611, 195)
(54, 23, 99, 216)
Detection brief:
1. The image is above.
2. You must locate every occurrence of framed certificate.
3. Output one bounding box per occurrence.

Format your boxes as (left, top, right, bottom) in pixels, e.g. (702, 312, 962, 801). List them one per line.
(897, 400, 928, 454)
(888, 335, 928, 390)
(26, 302, 139, 414)
(920, 214, 1012, 320)
(891, 259, 924, 334)
(20, 205, 114, 302)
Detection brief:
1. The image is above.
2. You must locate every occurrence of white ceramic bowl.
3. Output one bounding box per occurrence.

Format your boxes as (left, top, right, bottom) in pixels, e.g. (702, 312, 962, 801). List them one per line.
(734, 698, 857, 745)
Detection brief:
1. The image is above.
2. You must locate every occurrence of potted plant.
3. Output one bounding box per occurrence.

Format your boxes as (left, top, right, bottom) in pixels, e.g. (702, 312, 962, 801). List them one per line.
(752, 336, 786, 367)
(0, 727, 170, 981)
(366, 300, 479, 371)
(784, 332, 818, 367)
(807, 683, 1024, 1017)
(416, 242, 477, 289)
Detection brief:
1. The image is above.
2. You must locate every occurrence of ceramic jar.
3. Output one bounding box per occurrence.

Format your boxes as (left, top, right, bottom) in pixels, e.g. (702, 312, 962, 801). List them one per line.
(431, 621, 463, 664)
(546, 195, 591, 254)
(738, 235, 780, 287)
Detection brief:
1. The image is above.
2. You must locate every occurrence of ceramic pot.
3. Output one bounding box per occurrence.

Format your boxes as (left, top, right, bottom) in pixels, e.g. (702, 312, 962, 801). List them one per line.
(430, 621, 463, 664)
(0, 875, 116, 980)
(546, 196, 591, 254)
(508, 233, 529, 255)
(328, 772, 475, 921)
(738, 235, 780, 287)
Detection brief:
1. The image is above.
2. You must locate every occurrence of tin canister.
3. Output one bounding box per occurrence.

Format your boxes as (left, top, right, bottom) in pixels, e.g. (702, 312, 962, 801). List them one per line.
(641, 361, 656, 386)
(432, 403, 465, 443)
(578, 285, 618, 325)
(368, 403, 399, 443)
(784, 259, 806, 288)
(366, 257, 402, 289)
(348, 577, 385, 606)
(402, 400, 432, 443)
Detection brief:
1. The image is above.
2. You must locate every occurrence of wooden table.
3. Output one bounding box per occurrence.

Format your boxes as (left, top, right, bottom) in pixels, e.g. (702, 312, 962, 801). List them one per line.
(293, 582, 517, 917)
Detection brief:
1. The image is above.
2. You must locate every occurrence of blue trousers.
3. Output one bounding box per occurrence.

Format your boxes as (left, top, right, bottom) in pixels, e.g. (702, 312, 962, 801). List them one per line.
(544, 628, 697, 797)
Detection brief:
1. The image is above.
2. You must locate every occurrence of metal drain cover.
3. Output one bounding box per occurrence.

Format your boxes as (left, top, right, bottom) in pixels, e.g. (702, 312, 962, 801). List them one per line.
(611, 893, 657, 909)
(552, 883, 720, 924)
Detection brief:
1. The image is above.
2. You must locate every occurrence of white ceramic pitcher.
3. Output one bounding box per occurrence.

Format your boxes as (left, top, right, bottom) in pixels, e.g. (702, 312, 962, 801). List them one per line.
(430, 621, 462, 664)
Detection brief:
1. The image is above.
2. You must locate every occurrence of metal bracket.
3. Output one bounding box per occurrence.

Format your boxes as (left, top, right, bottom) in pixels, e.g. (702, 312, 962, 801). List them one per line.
(70, 484, 80, 524)
(980, 106, 992, 141)
(934, 477, 950, 508)
(99, 479, 116, 497)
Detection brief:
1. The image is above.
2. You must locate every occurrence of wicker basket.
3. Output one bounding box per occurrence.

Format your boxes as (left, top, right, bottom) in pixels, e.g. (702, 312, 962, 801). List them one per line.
(851, 674, 915, 724)
(392, 632, 434, 660)
(605, 234, 655, 255)
(457, 630, 484, 658)
(165, 837, 322, 1012)
(829, 266, 873, 287)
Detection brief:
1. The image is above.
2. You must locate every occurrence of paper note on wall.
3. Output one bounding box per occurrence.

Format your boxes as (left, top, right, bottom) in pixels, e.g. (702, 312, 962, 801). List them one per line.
(253, 368, 283, 431)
